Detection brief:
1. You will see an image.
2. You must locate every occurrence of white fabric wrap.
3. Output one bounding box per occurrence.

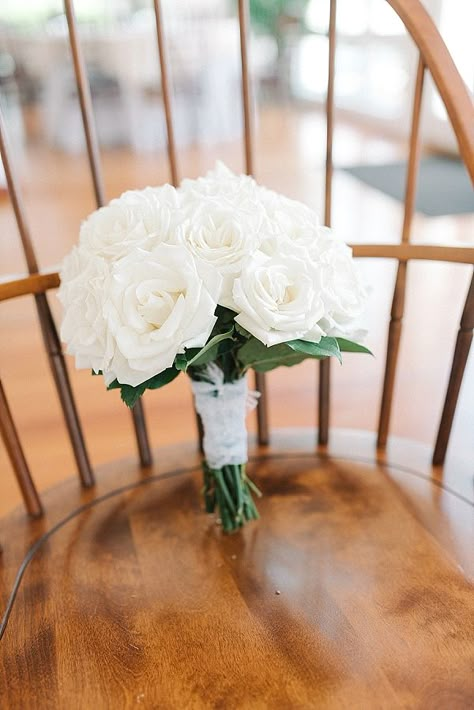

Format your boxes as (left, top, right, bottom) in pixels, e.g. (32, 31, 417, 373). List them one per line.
(191, 367, 259, 469)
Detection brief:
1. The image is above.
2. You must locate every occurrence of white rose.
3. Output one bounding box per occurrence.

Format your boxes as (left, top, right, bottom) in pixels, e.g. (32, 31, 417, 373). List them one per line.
(259, 209, 368, 340)
(180, 161, 259, 204)
(181, 203, 263, 273)
(178, 199, 265, 309)
(58, 246, 114, 373)
(261, 222, 342, 261)
(79, 184, 181, 261)
(317, 243, 368, 337)
(103, 244, 222, 386)
(232, 251, 325, 347)
(259, 187, 317, 228)
(257, 188, 328, 264)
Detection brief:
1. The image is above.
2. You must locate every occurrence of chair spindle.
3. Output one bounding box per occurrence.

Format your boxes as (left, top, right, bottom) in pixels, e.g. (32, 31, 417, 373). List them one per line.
(433, 272, 474, 465)
(152, 0, 179, 186)
(238, 0, 269, 445)
(318, 0, 337, 446)
(377, 56, 425, 448)
(0, 109, 94, 488)
(152, 0, 210, 451)
(0, 380, 43, 517)
(64, 0, 152, 467)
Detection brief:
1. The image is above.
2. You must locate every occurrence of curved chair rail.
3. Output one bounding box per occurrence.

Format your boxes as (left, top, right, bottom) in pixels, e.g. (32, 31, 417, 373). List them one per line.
(388, 0, 474, 176)
(1, 241, 473, 304)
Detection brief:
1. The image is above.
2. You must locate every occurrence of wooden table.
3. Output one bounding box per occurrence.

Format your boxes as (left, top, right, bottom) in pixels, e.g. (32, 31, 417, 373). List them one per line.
(1, 430, 473, 708)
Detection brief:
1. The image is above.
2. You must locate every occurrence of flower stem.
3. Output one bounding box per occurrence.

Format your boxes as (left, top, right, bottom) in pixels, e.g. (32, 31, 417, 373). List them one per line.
(203, 461, 260, 533)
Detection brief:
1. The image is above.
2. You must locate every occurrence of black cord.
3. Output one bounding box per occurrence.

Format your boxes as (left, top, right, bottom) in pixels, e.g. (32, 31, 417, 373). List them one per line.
(0, 464, 200, 642)
(1, 451, 471, 643)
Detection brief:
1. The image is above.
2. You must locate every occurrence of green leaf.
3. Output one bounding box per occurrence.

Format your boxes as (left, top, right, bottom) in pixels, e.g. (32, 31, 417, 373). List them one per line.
(235, 323, 252, 339)
(145, 367, 181, 390)
(107, 366, 180, 408)
(174, 353, 188, 371)
(215, 305, 238, 326)
(118, 384, 145, 408)
(183, 328, 234, 369)
(218, 338, 238, 355)
(238, 337, 307, 373)
(288, 336, 342, 363)
(336, 337, 373, 355)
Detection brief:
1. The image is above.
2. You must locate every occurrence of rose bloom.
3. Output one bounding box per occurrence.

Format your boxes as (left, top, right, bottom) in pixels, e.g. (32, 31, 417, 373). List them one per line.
(180, 202, 263, 268)
(102, 244, 221, 386)
(180, 161, 259, 204)
(79, 184, 181, 261)
(317, 242, 368, 338)
(232, 251, 325, 346)
(59, 161, 368, 388)
(179, 203, 266, 309)
(257, 186, 319, 237)
(260, 209, 368, 340)
(58, 246, 114, 374)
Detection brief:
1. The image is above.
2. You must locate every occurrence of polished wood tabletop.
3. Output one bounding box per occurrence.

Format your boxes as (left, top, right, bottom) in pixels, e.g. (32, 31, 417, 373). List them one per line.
(0, 430, 472, 708)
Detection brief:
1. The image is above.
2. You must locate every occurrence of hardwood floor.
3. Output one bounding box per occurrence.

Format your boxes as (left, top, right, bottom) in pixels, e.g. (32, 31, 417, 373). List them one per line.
(0, 431, 473, 708)
(0, 106, 473, 517)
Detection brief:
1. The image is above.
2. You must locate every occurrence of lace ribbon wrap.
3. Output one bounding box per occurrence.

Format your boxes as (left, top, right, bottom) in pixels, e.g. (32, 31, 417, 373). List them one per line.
(191, 366, 259, 470)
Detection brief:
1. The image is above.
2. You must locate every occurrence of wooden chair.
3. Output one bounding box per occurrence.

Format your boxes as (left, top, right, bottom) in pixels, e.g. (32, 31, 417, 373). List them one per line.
(0, 0, 473, 705)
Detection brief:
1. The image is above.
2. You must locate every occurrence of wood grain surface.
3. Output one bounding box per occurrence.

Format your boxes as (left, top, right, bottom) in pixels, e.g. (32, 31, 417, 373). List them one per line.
(0, 430, 472, 709)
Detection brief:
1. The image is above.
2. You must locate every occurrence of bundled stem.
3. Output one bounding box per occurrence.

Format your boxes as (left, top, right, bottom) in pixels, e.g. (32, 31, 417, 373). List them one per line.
(202, 462, 261, 532)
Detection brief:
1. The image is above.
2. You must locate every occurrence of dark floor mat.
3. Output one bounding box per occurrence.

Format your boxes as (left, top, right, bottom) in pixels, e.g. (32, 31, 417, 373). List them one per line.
(342, 157, 474, 216)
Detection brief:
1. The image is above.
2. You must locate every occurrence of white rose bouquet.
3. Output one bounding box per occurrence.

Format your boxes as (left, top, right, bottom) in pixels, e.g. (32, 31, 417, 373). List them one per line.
(59, 162, 370, 532)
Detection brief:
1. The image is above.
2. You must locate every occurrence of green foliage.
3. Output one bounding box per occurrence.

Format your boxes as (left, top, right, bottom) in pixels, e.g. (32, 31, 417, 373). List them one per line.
(187, 310, 248, 384)
(249, 0, 310, 36)
(214, 305, 238, 326)
(234, 322, 252, 339)
(288, 336, 342, 363)
(239, 334, 372, 373)
(203, 462, 261, 533)
(107, 366, 180, 408)
(174, 354, 188, 372)
(98, 305, 371, 405)
(238, 338, 307, 372)
(336, 338, 373, 355)
(181, 328, 234, 370)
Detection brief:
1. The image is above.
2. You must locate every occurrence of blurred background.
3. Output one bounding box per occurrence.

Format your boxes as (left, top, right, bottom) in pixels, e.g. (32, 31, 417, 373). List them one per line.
(0, 0, 472, 512)
(1, 0, 472, 160)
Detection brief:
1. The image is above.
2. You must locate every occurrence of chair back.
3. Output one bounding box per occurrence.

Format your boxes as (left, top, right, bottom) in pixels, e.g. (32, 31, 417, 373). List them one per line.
(0, 0, 473, 518)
